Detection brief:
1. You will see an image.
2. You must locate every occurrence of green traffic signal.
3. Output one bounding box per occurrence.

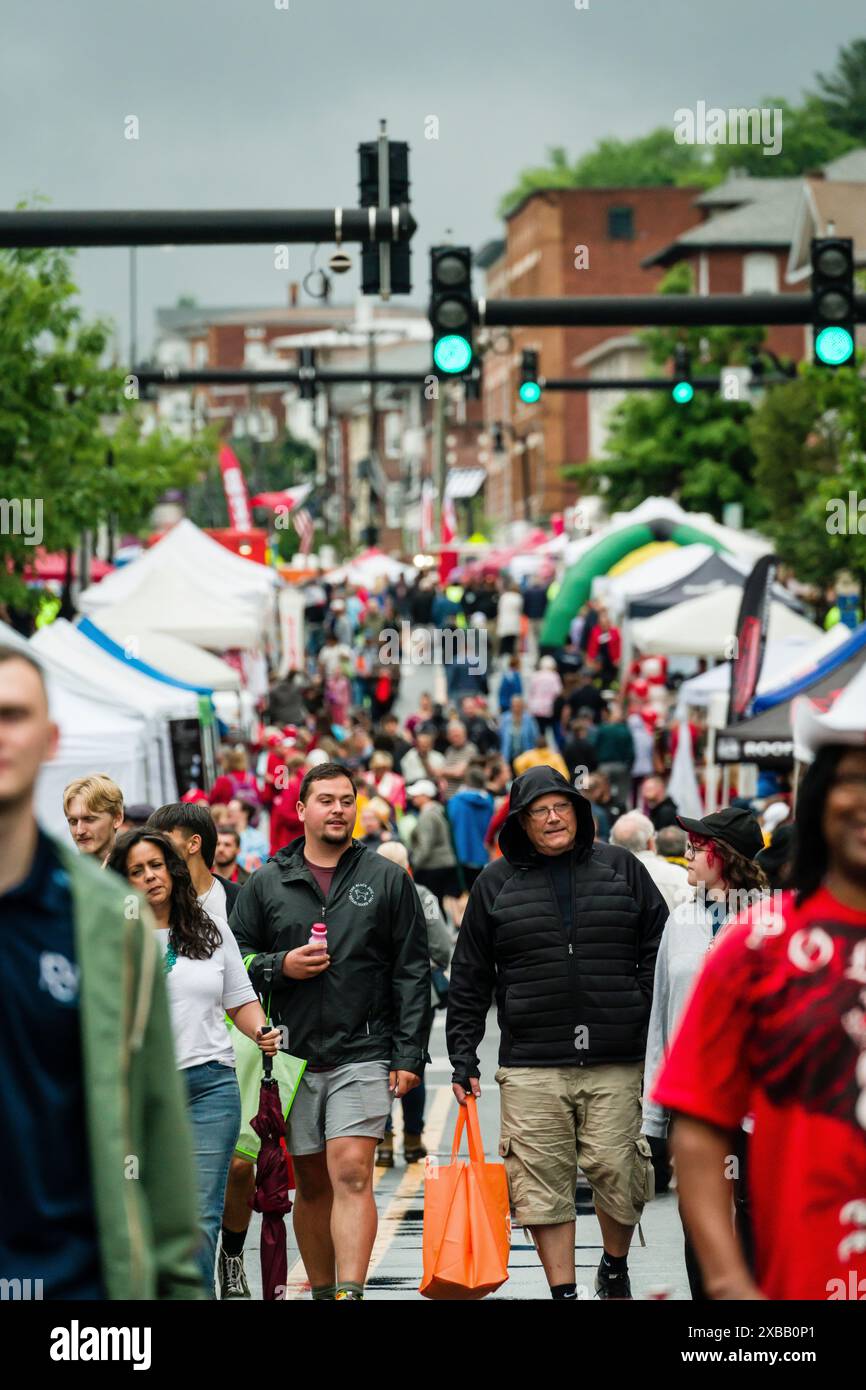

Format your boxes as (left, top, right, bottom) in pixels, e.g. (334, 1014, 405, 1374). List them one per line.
(672, 381, 694, 404)
(519, 381, 542, 404)
(432, 334, 473, 375)
(814, 326, 855, 367)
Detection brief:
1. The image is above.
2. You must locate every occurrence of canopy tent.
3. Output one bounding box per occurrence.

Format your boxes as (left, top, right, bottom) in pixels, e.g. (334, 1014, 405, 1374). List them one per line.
(751, 619, 866, 713)
(540, 497, 773, 646)
(629, 585, 821, 659)
(91, 563, 264, 651)
(678, 633, 817, 711)
(628, 551, 803, 620)
(31, 620, 202, 721)
(0, 621, 176, 828)
(794, 660, 866, 760)
(324, 548, 416, 587)
(78, 517, 278, 615)
(596, 543, 717, 615)
(79, 617, 241, 692)
(716, 639, 866, 769)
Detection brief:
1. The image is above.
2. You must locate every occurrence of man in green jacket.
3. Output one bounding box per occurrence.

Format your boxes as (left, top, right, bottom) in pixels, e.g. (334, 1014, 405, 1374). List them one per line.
(231, 761, 430, 1301)
(0, 645, 202, 1300)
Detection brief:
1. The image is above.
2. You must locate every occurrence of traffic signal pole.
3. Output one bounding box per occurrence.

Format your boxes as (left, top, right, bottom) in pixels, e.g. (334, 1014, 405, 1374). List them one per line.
(476, 293, 866, 328)
(132, 367, 791, 392)
(0, 207, 416, 248)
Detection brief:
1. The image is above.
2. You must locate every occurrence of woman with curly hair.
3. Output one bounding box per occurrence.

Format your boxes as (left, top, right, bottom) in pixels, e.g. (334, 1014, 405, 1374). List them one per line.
(109, 829, 279, 1296)
(641, 807, 766, 1298)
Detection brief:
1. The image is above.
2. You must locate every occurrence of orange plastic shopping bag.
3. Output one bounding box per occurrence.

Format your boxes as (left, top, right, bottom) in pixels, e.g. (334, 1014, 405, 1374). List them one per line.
(419, 1096, 511, 1299)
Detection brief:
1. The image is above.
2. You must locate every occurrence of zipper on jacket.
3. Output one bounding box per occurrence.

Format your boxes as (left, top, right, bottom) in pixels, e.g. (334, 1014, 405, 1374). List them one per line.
(543, 861, 584, 1064)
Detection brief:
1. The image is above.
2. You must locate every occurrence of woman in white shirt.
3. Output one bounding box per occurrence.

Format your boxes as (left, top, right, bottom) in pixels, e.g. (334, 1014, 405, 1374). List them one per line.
(110, 829, 279, 1297)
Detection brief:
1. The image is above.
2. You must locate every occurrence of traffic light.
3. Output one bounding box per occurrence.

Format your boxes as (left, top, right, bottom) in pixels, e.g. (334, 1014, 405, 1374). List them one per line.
(811, 237, 855, 367)
(430, 246, 474, 375)
(518, 349, 541, 404)
(358, 139, 411, 296)
(671, 344, 694, 404)
(298, 347, 316, 401)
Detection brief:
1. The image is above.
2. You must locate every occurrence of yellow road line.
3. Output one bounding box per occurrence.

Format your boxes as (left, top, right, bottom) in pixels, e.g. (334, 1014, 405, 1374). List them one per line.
(281, 1085, 456, 1300)
(365, 1085, 454, 1281)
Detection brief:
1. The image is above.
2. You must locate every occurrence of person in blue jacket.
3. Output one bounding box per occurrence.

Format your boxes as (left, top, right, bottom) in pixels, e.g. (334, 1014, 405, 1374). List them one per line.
(497, 655, 523, 714)
(447, 769, 494, 891)
(500, 695, 540, 768)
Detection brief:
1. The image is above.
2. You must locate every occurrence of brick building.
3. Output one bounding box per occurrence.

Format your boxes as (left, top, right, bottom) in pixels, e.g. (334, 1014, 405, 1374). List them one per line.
(480, 149, 866, 534)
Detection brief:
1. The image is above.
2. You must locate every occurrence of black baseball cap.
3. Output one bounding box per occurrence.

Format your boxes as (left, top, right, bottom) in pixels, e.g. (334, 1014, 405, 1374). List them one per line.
(676, 807, 764, 860)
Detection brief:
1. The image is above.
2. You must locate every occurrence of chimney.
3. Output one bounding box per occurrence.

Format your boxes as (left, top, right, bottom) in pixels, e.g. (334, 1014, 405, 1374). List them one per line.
(289, 281, 299, 307)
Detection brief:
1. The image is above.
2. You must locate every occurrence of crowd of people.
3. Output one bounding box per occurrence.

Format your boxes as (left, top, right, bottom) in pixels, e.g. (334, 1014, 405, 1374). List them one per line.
(1, 565, 864, 1304)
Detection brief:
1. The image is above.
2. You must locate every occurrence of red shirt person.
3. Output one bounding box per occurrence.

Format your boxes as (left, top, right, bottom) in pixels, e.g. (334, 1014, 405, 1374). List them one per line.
(652, 743, 866, 1301)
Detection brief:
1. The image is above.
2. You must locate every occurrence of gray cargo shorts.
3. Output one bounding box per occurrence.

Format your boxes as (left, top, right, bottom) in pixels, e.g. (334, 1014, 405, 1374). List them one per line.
(286, 1060, 391, 1156)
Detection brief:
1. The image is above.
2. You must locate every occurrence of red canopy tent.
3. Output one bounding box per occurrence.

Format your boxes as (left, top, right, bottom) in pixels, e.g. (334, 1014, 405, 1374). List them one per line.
(22, 552, 114, 582)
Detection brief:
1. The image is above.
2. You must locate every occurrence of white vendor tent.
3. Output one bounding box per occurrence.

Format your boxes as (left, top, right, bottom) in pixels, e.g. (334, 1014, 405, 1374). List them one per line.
(0, 621, 175, 830)
(630, 585, 822, 658)
(78, 518, 278, 614)
(91, 565, 264, 651)
(324, 548, 416, 587)
(794, 661, 866, 760)
(82, 617, 242, 691)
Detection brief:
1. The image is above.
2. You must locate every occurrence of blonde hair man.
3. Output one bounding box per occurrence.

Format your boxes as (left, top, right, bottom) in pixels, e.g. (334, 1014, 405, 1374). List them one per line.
(63, 774, 124, 864)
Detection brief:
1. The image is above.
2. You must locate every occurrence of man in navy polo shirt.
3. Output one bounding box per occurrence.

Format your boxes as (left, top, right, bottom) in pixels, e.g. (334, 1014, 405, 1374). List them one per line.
(0, 644, 202, 1299)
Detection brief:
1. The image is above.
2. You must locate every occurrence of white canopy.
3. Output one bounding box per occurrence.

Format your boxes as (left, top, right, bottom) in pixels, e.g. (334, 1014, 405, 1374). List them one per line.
(793, 660, 866, 760)
(595, 544, 717, 611)
(0, 621, 177, 831)
(85, 617, 242, 691)
(92, 564, 264, 651)
(78, 518, 278, 614)
(630, 585, 822, 658)
(32, 620, 202, 720)
(325, 549, 416, 587)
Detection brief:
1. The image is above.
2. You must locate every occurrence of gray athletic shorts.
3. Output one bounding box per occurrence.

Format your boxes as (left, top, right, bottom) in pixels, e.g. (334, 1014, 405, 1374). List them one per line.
(287, 1061, 391, 1156)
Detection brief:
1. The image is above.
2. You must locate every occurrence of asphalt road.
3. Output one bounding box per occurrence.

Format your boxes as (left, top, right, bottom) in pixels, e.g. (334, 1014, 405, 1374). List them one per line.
(243, 1010, 692, 1302)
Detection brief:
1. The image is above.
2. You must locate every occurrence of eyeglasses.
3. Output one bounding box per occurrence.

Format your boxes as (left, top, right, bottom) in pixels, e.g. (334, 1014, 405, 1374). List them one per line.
(526, 801, 574, 823)
(685, 838, 713, 860)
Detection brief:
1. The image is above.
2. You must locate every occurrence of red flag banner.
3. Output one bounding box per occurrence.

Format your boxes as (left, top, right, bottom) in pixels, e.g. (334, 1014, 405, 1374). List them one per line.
(218, 444, 253, 531)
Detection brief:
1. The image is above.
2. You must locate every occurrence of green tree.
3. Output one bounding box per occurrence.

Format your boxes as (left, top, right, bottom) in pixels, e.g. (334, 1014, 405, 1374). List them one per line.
(576, 265, 768, 524)
(814, 37, 866, 143)
(498, 130, 719, 217)
(749, 362, 866, 591)
(0, 243, 215, 611)
(711, 96, 857, 178)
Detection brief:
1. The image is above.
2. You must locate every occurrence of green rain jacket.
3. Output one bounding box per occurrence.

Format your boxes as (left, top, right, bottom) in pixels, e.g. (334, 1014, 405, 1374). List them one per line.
(57, 840, 203, 1299)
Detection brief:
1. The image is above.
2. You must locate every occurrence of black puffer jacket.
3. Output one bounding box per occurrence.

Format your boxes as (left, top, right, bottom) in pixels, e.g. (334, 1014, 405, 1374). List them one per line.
(230, 837, 431, 1073)
(447, 766, 667, 1084)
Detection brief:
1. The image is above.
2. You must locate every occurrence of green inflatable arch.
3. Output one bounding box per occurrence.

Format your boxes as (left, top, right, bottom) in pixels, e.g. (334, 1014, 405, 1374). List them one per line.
(540, 520, 728, 647)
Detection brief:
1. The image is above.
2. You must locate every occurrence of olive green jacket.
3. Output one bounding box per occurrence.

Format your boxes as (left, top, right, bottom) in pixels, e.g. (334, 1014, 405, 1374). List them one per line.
(57, 839, 203, 1299)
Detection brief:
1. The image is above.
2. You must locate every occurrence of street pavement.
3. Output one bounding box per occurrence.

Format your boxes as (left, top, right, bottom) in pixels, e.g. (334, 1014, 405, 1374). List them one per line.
(240, 641, 694, 1301)
(244, 1009, 692, 1302)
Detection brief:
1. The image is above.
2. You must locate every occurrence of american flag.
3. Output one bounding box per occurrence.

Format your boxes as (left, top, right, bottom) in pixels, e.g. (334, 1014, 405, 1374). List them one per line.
(292, 506, 314, 556)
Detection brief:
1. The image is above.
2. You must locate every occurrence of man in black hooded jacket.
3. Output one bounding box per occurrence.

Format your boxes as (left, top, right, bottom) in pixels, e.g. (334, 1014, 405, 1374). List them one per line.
(447, 765, 667, 1300)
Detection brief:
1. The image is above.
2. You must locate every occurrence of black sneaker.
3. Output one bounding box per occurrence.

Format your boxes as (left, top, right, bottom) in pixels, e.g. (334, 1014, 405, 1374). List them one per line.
(594, 1260, 632, 1300)
(219, 1249, 251, 1300)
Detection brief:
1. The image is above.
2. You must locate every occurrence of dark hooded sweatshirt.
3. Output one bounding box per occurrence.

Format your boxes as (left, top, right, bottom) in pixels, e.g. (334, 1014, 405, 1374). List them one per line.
(446, 765, 668, 1084)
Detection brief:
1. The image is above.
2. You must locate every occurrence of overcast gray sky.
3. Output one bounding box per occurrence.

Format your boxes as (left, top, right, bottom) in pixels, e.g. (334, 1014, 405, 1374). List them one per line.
(3, 0, 863, 356)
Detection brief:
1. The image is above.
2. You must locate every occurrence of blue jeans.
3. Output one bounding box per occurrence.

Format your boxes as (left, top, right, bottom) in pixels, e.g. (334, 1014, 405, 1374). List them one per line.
(384, 1079, 426, 1137)
(183, 1061, 242, 1297)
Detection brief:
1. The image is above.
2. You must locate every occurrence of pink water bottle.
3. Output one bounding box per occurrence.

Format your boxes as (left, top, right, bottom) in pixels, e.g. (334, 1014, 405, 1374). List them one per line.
(309, 922, 328, 954)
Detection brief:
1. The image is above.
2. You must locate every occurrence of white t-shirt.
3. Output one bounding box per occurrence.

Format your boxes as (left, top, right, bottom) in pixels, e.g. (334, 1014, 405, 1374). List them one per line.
(198, 878, 229, 929)
(156, 924, 257, 1071)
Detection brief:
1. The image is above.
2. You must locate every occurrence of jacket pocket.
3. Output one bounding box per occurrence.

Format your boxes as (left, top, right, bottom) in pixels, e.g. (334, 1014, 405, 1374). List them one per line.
(630, 1135, 655, 1209)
